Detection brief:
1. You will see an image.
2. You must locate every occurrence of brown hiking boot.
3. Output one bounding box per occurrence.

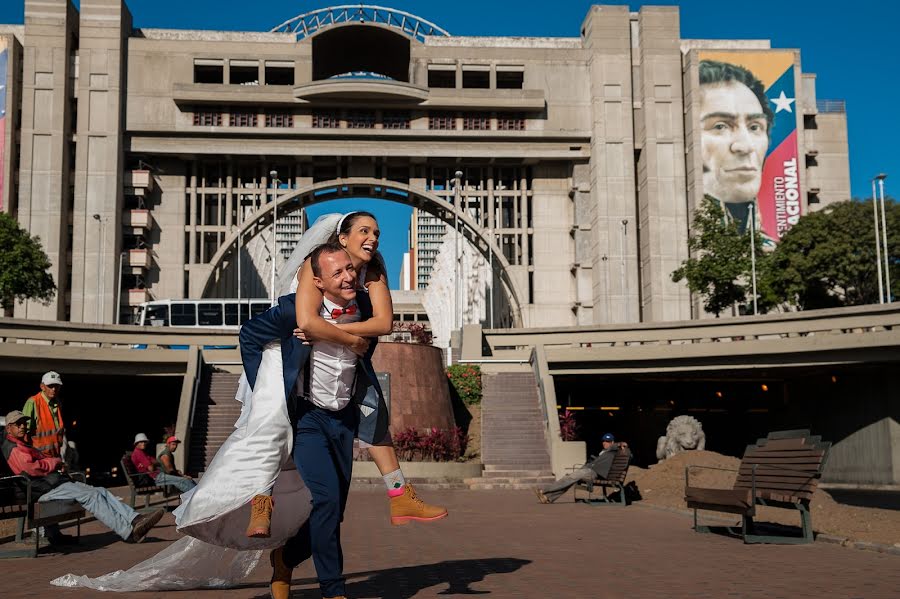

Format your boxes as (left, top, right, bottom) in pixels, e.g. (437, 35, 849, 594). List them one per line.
(534, 488, 550, 504)
(390, 483, 448, 526)
(130, 508, 165, 543)
(269, 546, 293, 599)
(246, 494, 273, 538)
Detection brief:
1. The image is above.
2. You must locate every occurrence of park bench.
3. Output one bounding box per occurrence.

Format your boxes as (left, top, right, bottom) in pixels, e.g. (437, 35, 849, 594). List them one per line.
(0, 432, 86, 558)
(573, 446, 632, 505)
(684, 429, 830, 544)
(120, 452, 174, 510)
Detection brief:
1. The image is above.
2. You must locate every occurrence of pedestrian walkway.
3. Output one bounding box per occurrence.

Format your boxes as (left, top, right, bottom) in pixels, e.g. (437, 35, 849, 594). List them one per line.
(3, 489, 898, 598)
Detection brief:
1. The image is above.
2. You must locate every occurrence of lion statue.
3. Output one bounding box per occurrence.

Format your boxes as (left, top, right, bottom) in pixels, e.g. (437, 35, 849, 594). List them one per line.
(656, 415, 706, 461)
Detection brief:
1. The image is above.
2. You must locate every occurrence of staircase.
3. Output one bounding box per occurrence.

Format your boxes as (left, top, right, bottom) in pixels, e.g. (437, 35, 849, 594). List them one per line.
(469, 372, 555, 489)
(187, 370, 243, 474)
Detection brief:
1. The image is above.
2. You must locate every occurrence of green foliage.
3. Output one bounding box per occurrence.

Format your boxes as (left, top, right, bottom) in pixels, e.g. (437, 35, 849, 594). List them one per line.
(446, 364, 482, 406)
(0, 213, 56, 312)
(671, 197, 766, 316)
(766, 199, 898, 309)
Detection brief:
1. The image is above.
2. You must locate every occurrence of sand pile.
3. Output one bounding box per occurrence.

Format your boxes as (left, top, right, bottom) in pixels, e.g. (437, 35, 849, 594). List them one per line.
(626, 450, 900, 547)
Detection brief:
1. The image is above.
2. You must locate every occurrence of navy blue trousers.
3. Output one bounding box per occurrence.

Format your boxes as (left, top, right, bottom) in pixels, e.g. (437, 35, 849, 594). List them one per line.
(283, 401, 356, 598)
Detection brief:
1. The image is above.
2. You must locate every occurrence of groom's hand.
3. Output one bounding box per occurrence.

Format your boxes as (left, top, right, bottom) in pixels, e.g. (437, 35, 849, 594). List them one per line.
(293, 327, 311, 345)
(350, 336, 370, 357)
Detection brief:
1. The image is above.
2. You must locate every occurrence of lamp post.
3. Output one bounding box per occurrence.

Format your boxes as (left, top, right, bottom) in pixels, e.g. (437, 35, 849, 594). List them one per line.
(115, 250, 126, 324)
(620, 219, 628, 322)
(269, 170, 279, 305)
(873, 178, 885, 303)
(453, 170, 463, 334)
(876, 173, 890, 302)
(749, 203, 758, 315)
(92, 214, 105, 322)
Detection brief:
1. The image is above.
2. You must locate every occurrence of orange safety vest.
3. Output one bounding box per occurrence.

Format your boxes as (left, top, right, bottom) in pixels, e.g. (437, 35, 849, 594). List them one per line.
(29, 392, 64, 458)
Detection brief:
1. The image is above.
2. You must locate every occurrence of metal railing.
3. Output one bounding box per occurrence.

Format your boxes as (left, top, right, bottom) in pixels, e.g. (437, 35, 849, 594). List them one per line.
(816, 99, 846, 113)
(271, 5, 451, 42)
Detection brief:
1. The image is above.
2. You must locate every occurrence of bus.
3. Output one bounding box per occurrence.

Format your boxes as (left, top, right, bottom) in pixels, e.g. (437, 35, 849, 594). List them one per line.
(136, 299, 273, 329)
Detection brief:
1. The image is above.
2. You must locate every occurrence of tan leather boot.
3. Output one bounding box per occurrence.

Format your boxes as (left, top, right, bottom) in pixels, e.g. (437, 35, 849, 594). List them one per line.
(269, 547, 293, 599)
(246, 494, 273, 538)
(390, 483, 448, 525)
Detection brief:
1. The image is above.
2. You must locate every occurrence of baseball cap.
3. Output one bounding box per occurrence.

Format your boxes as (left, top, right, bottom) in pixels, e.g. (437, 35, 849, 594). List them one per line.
(134, 433, 150, 445)
(41, 371, 63, 386)
(166, 436, 181, 444)
(5, 410, 28, 426)
(601, 433, 615, 442)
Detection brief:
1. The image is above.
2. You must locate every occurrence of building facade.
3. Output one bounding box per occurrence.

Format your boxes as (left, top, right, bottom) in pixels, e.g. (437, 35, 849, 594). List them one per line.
(0, 2, 851, 327)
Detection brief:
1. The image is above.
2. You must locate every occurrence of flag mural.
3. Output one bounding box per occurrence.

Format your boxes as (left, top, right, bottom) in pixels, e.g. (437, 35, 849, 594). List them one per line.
(0, 39, 7, 211)
(697, 51, 800, 242)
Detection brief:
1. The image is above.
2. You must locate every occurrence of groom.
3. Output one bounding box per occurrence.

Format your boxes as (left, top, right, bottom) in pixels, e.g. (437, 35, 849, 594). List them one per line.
(239, 243, 389, 599)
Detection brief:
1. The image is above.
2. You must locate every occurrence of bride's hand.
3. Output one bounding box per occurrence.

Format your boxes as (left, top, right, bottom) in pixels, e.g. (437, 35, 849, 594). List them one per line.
(350, 336, 370, 357)
(293, 327, 311, 344)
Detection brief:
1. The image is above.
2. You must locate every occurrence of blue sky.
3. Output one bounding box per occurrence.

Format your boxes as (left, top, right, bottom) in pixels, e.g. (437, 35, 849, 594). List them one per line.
(1, 1, 895, 287)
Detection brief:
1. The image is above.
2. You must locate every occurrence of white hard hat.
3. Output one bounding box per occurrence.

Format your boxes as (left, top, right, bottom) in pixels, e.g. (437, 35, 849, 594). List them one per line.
(134, 433, 150, 445)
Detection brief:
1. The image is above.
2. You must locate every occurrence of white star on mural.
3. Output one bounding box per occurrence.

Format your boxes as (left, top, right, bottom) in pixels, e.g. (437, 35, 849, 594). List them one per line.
(771, 91, 795, 113)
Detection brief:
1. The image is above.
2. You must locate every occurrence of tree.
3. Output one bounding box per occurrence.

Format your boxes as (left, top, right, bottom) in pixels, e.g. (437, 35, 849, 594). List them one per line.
(766, 199, 898, 309)
(672, 197, 766, 316)
(0, 212, 56, 313)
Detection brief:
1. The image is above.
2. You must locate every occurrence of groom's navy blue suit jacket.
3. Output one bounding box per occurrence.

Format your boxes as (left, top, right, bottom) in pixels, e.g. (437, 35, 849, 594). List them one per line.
(238, 292, 390, 445)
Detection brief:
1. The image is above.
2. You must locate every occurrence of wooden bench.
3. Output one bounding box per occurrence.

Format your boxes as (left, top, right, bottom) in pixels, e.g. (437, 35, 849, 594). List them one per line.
(120, 452, 173, 510)
(0, 473, 86, 558)
(684, 429, 830, 544)
(573, 447, 632, 506)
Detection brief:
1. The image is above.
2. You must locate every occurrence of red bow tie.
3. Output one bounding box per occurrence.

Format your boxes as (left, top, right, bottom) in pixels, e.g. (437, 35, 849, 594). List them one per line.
(331, 304, 357, 319)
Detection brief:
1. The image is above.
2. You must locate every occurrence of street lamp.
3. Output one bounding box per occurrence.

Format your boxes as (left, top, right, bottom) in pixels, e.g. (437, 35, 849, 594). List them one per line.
(115, 250, 126, 324)
(620, 219, 628, 322)
(749, 203, 758, 315)
(873, 178, 885, 303)
(92, 214, 105, 322)
(269, 169, 279, 305)
(876, 173, 890, 302)
(453, 170, 463, 336)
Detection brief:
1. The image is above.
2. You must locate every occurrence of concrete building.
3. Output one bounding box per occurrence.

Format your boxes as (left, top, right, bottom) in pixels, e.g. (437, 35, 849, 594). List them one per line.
(0, 3, 851, 327)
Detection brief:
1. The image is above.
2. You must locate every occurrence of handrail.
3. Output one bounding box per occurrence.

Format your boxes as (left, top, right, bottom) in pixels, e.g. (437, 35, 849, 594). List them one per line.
(175, 346, 205, 474)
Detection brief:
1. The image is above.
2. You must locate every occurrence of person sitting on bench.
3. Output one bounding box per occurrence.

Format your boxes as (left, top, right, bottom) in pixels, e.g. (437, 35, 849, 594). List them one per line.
(2, 411, 165, 544)
(535, 433, 630, 504)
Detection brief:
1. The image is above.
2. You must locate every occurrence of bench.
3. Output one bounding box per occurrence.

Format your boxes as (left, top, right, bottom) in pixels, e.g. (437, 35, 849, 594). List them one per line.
(573, 447, 631, 506)
(120, 452, 173, 510)
(0, 472, 86, 558)
(684, 429, 830, 544)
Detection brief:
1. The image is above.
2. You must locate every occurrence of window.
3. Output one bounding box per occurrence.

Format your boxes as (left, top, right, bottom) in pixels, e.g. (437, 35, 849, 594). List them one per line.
(462, 67, 490, 89)
(313, 111, 340, 128)
(265, 61, 295, 85)
(230, 110, 257, 127)
(250, 302, 270, 318)
(382, 111, 410, 129)
(230, 60, 259, 85)
(429, 112, 455, 130)
(497, 114, 526, 131)
(193, 110, 222, 127)
(265, 112, 294, 128)
(145, 304, 169, 327)
(198, 303, 223, 326)
(170, 303, 197, 326)
(496, 68, 524, 89)
(463, 113, 490, 131)
(427, 66, 455, 88)
(225, 303, 250, 326)
(193, 59, 223, 84)
(346, 110, 375, 129)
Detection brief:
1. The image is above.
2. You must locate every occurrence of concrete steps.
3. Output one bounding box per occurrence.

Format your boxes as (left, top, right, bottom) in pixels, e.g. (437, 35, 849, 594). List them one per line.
(187, 370, 243, 473)
(480, 372, 552, 475)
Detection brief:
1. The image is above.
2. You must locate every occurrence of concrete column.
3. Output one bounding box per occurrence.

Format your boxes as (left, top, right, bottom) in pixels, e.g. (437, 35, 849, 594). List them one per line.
(15, 0, 79, 321)
(0, 34, 23, 215)
(634, 7, 690, 322)
(582, 6, 640, 325)
(69, 0, 132, 324)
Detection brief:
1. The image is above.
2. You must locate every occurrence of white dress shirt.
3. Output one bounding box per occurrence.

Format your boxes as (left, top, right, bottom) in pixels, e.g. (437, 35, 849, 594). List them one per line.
(297, 296, 361, 411)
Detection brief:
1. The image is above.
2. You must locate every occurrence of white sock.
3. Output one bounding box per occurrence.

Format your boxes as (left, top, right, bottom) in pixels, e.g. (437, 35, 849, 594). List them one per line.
(383, 468, 406, 493)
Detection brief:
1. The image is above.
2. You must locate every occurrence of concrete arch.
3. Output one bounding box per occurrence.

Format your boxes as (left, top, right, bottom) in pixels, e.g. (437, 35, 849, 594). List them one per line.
(200, 178, 525, 326)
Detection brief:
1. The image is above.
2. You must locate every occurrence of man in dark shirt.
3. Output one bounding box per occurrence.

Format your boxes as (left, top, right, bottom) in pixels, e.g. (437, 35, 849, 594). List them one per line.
(535, 433, 630, 503)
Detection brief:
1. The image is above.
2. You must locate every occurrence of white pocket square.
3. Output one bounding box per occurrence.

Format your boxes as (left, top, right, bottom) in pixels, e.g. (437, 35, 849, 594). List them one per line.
(359, 405, 375, 418)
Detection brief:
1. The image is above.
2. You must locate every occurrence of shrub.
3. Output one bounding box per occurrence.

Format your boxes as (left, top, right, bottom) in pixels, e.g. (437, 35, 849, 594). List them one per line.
(559, 409, 580, 442)
(446, 364, 482, 405)
(392, 426, 469, 462)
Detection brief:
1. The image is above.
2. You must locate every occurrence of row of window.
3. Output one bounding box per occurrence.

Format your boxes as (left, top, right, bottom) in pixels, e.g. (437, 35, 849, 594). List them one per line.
(426, 66, 524, 90)
(192, 109, 526, 131)
(194, 60, 295, 86)
(192, 111, 295, 128)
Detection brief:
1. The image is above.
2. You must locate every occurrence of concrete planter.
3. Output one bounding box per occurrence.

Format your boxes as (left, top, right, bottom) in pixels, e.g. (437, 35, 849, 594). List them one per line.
(352, 460, 483, 480)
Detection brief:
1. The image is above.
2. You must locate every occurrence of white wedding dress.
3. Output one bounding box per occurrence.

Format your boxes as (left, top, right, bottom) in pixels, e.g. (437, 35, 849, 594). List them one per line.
(50, 214, 355, 592)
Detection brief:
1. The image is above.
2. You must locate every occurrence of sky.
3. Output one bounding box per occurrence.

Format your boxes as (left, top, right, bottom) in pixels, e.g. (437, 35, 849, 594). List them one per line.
(1, 0, 896, 287)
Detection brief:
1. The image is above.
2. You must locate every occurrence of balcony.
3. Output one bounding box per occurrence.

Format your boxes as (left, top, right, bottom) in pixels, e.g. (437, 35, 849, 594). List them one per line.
(124, 209, 152, 231)
(294, 79, 429, 103)
(127, 288, 151, 306)
(125, 170, 155, 195)
(127, 249, 152, 269)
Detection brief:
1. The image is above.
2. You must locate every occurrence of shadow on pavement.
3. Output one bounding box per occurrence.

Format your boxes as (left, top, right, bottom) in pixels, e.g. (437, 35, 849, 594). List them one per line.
(826, 489, 900, 511)
(251, 557, 531, 598)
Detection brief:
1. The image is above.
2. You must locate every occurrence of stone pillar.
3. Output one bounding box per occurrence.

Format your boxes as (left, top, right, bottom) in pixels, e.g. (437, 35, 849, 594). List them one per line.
(69, 0, 131, 323)
(582, 6, 640, 324)
(0, 34, 23, 216)
(153, 166, 188, 300)
(15, 0, 79, 321)
(633, 7, 690, 322)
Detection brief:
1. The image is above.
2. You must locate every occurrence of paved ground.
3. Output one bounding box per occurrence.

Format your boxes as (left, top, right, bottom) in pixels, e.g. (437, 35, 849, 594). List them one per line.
(2, 489, 899, 599)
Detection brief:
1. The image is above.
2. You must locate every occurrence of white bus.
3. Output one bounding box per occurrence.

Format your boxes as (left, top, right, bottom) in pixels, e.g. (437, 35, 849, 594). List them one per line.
(136, 299, 273, 329)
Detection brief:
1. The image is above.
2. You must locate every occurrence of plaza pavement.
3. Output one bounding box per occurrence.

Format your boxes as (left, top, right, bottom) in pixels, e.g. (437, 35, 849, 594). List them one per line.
(2, 488, 898, 599)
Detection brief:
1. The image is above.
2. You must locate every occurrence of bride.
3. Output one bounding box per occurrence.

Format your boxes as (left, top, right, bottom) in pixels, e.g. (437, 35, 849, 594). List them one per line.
(52, 211, 445, 591)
